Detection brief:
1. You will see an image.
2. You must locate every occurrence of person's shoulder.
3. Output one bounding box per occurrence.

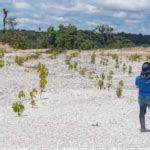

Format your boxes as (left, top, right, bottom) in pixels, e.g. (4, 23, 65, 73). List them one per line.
(135, 75, 141, 81)
(135, 76, 141, 86)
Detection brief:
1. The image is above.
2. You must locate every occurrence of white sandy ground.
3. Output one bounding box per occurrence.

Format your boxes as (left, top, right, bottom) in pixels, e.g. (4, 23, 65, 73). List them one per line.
(1, 49, 150, 149)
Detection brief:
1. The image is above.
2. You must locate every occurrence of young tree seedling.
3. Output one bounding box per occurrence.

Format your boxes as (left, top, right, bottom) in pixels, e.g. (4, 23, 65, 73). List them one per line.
(18, 91, 26, 101)
(128, 66, 132, 75)
(73, 62, 78, 70)
(109, 70, 114, 76)
(78, 67, 86, 76)
(116, 86, 122, 98)
(37, 63, 48, 99)
(90, 52, 96, 64)
(88, 72, 94, 80)
(118, 80, 124, 87)
(97, 80, 104, 89)
(123, 63, 126, 72)
(100, 72, 105, 80)
(12, 102, 25, 116)
(29, 88, 38, 108)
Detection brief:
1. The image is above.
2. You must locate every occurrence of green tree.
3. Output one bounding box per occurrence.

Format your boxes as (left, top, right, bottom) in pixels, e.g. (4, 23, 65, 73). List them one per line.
(65, 24, 77, 49)
(12, 102, 25, 116)
(94, 24, 114, 47)
(55, 24, 66, 48)
(29, 88, 38, 108)
(15, 35, 28, 49)
(45, 26, 56, 47)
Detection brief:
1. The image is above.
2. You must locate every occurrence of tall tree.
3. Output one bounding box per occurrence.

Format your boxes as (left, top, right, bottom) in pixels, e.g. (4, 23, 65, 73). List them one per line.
(3, 8, 8, 33)
(38, 27, 41, 31)
(65, 24, 77, 49)
(55, 24, 66, 48)
(94, 24, 114, 47)
(46, 26, 56, 47)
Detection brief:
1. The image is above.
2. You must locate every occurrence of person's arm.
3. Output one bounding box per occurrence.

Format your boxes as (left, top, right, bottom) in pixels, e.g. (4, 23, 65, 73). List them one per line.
(135, 76, 139, 88)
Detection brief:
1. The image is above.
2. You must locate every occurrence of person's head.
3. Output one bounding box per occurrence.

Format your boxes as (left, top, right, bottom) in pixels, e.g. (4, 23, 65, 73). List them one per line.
(141, 62, 150, 76)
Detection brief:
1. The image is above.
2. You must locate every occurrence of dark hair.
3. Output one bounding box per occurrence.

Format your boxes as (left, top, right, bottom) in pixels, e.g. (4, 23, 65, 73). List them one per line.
(140, 62, 150, 77)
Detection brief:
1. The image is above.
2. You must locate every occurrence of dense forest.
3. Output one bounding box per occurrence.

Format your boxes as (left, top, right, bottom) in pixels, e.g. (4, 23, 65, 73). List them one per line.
(1, 24, 150, 50)
(0, 25, 131, 50)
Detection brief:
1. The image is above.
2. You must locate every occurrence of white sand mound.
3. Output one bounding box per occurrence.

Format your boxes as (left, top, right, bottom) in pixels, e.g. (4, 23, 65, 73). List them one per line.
(0, 49, 150, 149)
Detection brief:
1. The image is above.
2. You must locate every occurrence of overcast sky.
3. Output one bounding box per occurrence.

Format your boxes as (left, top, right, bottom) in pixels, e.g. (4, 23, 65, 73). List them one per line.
(0, 0, 150, 34)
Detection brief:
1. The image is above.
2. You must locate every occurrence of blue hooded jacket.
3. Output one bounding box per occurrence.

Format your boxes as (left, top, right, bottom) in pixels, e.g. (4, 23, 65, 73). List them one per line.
(135, 75, 150, 99)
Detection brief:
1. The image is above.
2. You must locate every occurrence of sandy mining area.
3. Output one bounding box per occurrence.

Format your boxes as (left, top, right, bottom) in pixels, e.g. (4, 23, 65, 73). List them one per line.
(1, 48, 150, 149)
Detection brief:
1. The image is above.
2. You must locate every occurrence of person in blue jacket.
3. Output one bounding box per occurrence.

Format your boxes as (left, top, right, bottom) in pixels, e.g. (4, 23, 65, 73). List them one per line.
(135, 62, 150, 132)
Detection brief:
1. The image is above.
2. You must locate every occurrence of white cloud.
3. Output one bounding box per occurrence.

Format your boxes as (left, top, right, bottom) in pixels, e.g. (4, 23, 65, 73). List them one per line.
(112, 11, 127, 18)
(18, 17, 42, 25)
(13, 1, 31, 10)
(51, 16, 69, 22)
(125, 19, 143, 25)
(17, 18, 31, 24)
(94, 0, 150, 11)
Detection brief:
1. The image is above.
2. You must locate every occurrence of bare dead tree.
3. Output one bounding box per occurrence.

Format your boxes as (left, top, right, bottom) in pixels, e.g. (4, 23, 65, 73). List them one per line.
(38, 27, 41, 31)
(3, 8, 8, 33)
(6, 17, 17, 30)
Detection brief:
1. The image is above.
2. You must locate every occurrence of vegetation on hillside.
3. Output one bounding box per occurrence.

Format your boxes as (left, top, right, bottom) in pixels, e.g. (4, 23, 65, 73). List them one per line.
(0, 25, 135, 50)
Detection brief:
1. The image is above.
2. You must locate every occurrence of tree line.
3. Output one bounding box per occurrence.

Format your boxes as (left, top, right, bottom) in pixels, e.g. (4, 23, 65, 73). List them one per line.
(0, 8, 150, 50)
(0, 25, 136, 50)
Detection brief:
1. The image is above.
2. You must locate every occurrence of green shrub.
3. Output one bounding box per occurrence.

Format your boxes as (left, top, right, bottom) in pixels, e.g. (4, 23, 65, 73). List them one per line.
(90, 52, 96, 64)
(29, 88, 38, 108)
(69, 52, 79, 58)
(118, 80, 124, 87)
(122, 63, 126, 72)
(68, 63, 74, 70)
(88, 72, 94, 80)
(39, 77, 47, 92)
(15, 56, 26, 66)
(107, 74, 112, 81)
(97, 80, 104, 89)
(109, 70, 114, 76)
(128, 66, 132, 75)
(0, 49, 4, 58)
(37, 63, 48, 99)
(18, 91, 26, 100)
(146, 55, 150, 60)
(0, 60, 4, 68)
(73, 62, 78, 70)
(78, 67, 86, 76)
(12, 102, 25, 116)
(128, 54, 141, 62)
(112, 53, 118, 60)
(48, 48, 63, 59)
(100, 73, 105, 80)
(37, 63, 48, 78)
(64, 56, 71, 65)
(116, 87, 122, 98)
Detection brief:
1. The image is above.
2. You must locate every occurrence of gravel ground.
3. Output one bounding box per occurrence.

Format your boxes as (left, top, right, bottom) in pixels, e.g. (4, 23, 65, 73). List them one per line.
(0, 50, 150, 150)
